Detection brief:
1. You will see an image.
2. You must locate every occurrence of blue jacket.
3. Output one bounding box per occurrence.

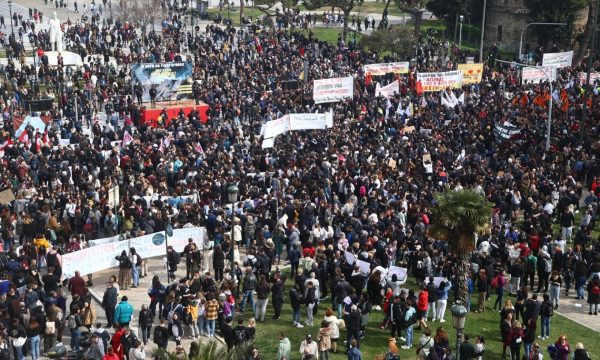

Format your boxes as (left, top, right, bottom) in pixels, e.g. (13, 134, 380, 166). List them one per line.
(114, 300, 134, 324)
(436, 281, 453, 301)
(347, 347, 362, 360)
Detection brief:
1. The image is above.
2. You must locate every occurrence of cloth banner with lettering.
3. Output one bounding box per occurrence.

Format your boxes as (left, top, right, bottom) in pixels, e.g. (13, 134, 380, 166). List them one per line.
(578, 72, 600, 85)
(263, 115, 290, 139)
(457, 63, 484, 84)
(62, 227, 206, 277)
(521, 66, 557, 84)
(542, 51, 573, 68)
(374, 80, 400, 98)
(289, 113, 327, 131)
(363, 62, 409, 76)
(416, 71, 463, 92)
(493, 122, 521, 141)
(312, 77, 354, 104)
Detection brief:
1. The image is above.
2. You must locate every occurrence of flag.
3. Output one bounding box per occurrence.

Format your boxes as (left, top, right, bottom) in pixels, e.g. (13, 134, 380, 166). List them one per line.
(195, 143, 204, 154)
(365, 72, 373, 87)
(0, 139, 13, 150)
(122, 131, 134, 147)
(163, 133, 173, 148)
(42, 130, 50, 145)
(158, 140, 164, 154)
(560, 89, 569, 112)
(18, 131, 29, 144)
(416, 80, 423, 96)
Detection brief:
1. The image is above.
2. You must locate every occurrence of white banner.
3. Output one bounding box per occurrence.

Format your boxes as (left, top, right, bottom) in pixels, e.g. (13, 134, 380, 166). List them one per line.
(417, 71, 463, 92)
(375, 80, 400, 98)
(262, 137, 275, 149)
(543, 51, 573, 68)
(363, 62, 409, 76)
(521, 66, 557, 84)
(62, 227, 206, 277)
(578, 72, 600, 85)
(289, 113, 327, 131)
(264, 115, 290, 139)
(88, 234, 122, 247)
(313, 77, 354, 104)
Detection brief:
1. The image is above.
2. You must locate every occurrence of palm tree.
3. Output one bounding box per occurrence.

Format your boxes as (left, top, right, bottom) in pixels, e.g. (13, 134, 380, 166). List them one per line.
(153, 338, 254, 360)
(429, 189, 493, 303)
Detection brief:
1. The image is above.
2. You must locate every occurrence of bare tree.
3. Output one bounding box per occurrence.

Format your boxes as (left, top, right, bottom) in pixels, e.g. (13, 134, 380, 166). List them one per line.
(395, 0, 431, 35)
(121, 0, 165, 42)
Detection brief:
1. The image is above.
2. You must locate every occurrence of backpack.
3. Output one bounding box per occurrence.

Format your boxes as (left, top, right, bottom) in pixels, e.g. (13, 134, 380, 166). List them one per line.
(547, 344, 558, 359)
(591, 284, 600, 295)
(544, 258, 552, 273)
(45, 321, 56, 335)
(68, 315, 77, 329)
(543, 302, 554, 317)
(173, 252, 181, 265)
(234, 327, 246, 344)
(136, 254, 143, 267)
(491, 276, 499, 289)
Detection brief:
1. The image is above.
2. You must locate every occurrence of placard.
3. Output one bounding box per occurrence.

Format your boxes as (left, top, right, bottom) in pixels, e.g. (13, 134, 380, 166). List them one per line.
(457, 63, 483, 84)
(344, 251, 356, 265)
(107, 185, 119, 209)
(62, 227, 206, 277)
(521, 66, 557, 84)
(288, 113, 327, 131)
(388, 266, 408, 281)
(494, 122, 521, 140)
(424, 276, 447, 287)
(542, 51, 573, 68)
(313, 77, 354, 104)
(356, 259, 371, 274)
(416, 71, 463, 92)
(0, 189, 15, 205)
(578, 72, 600, 85)
(375, 80, 400, 98)
(263, 115, 290, 139)
(364, 62, 409, 76)
(262, 137, 275, 149)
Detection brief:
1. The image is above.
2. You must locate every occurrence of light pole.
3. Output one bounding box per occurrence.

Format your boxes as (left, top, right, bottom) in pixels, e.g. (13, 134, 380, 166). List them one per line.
(8, 0, 14, 35)
(451, 301, 468, 360)
(479, 0, 487, 63)
(227, 185, 239, 276)
(497, 59, 553, 151)
(519, 22, 567, 61)
(458, 15, 464, 48)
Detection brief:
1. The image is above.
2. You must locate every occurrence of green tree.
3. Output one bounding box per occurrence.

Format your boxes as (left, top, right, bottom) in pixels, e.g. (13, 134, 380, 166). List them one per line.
(304, 0, 363, 41)
(524, 0, 590, 46)
(358, 25, 416, 58)
(395, 0, 432, 35)
(429, 189, 493, 303)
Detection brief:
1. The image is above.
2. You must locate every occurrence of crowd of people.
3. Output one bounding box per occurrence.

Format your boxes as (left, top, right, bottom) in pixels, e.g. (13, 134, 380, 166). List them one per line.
(0, 0, 599, 359)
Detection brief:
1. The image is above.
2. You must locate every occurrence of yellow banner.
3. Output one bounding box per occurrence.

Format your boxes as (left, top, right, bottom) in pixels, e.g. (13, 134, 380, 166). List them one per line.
(457, 63, 484, 85)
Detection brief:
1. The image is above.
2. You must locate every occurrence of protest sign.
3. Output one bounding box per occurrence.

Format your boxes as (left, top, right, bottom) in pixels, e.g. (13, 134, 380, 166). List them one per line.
(388, 266, 408, 281)
(375, 80, 400, 98)
(0, 189, 15, 205)
(313, 77, 354, 104)
(457, 63, 484, 84)
(424, 277, 447, 287)
(521, 66, 557, 84)
(288, 113, 328, 131)
(262, 137, 275, 149)
(356, 259, 371, 274)
(63, 227, 206, 277)
(344, 251, 356, 264)
(264, 115, 290, 139)
(578, 72, 600, 85)
(494, 122, 521, 140)
(364, 62, 410, 76)
(416, 71, 463, 92)
(542, 51, 573, 68)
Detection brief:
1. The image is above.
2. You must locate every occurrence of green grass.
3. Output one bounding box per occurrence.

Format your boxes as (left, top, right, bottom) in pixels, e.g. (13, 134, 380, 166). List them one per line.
(244, 275, 599, 360)
(297, 2, 404, 17)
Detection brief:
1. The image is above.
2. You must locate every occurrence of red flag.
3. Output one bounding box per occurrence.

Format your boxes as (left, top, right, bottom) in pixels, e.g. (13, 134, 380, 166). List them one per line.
(43, 130, 50, 144)
(365, 72, 373, 87)
(18, 131, 29, 144)
(0, 139, 13, 149)
(416, 80, 424, 96)
(121, 131, 134, 147)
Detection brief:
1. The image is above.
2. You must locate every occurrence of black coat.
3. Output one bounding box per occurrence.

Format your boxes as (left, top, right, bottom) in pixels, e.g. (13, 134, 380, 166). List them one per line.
(213, 248, 225, 269)
(347, 310, 361, 331)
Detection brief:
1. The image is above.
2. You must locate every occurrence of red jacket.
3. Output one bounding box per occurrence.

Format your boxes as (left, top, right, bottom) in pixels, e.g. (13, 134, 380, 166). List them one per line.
(417, 290, 429, 311)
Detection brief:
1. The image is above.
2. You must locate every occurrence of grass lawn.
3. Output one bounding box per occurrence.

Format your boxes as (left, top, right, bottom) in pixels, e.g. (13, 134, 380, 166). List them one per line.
(297, 2, 404, 17)
(242, 275, 599, 360)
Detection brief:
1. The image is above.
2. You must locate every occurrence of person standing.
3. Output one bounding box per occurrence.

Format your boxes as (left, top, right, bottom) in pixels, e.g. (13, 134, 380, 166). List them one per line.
(317, 320, 332, 360)
(204, 293, 219, 338)
(507, 320, 525, 360)
(240, 267, 257, 313)
(255, 274, 270, 322)
(271, 271, 285, 320)
(587, 274, 600, 315)
(345, 304, 361, 351)
(290, 284, 304, 328)
(102, 282, 118, 328)
(114, 296, 134, 327)
(129, 248, 140, 288)
(213, 245, 225, 281)
(305, 281, 317, 327)
(346, 339, 362, 360)
(299, 334, 318, 360)
(276, 332, 291, 360)
(476, 270, 488, 313)
(138, 305, 153, 345)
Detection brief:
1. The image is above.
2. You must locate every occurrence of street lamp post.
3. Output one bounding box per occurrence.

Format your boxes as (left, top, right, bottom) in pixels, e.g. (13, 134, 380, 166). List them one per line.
(451, 301, 468, 360)
(497, 59, 553, 151)
(8, 0, 14, 35)
(227, 185, 239, 276)
(459, 15, 464, 48)
(479, 0, 487, 63)
(519, 22, 567, 61)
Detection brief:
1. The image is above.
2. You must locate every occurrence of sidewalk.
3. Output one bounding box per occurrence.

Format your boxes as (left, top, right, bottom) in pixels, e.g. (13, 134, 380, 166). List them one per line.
(87, 257, 226, 355)
(555, 293, 600, 332)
